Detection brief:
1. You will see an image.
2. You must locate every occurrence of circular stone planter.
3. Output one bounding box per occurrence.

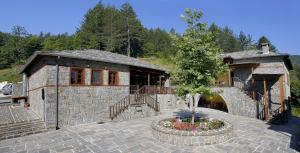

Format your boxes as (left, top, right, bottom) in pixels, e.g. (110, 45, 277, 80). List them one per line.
(151, 118, 233, 146)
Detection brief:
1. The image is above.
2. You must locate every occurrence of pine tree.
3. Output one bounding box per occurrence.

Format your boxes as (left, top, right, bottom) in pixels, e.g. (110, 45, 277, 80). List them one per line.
(76, 3, 106, 50)
(238, 31, 255, 50)
(120, 3, 145, 57)
(256, 36, 277, 52)
(102, 6, 122, 53)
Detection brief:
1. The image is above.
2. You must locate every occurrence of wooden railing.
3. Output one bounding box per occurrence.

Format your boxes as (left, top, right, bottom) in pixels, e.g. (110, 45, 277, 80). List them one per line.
(231, 77, 290, 122)
(145, 95, 160, 112)
(270, 106, 288, 124)
(130, 85, 139, 94)
(109, 95, 131, 119)
(109, 85, 160, 120)
(256, 92, 268, 120)
(144, 86, 175, 94)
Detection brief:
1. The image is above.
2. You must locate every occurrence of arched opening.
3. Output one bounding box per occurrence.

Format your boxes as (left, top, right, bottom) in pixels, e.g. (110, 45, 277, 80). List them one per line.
(198, 93, 228, 112)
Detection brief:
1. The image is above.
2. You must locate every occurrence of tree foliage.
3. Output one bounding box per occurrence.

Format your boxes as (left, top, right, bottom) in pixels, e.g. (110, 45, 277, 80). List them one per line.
(0, 2, 174, 68)
(256, 36, 277, 52)
(208, 23, 256, 52)
(172, 9, 226, 97)
(290, 56, 300, 104)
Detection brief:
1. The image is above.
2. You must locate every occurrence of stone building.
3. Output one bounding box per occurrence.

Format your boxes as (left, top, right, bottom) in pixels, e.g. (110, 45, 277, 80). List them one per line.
(214, 43, 293, 120)
(20, 49, 173, 129)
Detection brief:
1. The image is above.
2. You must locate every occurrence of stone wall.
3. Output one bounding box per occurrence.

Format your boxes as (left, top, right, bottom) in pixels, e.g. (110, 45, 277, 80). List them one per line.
(44, 86, 129, 128)
(232, 56, 289, 107)
(156, 94, 178, 110)
(212, 87, 258, 118)
(152, 119, 233, 146)
(28, 65, 48, 120)
(27, 57, 131, 128)
(12, 83, 23, 97)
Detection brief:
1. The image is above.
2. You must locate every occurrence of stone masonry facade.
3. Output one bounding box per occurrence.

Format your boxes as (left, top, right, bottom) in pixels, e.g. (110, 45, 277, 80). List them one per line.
(27, 57, 130, 128)
(212, 87, 258, 118)
(232, 56, 290, 109)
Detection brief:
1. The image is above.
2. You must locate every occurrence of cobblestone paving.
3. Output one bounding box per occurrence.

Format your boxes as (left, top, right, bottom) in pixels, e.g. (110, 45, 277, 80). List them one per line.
(0, 108, 299, 153)
(0, 105, 39, 125)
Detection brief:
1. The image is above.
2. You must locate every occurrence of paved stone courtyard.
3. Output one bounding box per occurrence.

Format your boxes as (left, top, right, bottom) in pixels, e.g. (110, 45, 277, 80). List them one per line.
(0, 108, 299, 153)
(0, 105, 39, 125)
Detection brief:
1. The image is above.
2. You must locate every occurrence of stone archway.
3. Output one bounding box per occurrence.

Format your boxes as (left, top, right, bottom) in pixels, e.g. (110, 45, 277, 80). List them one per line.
(212, 87, 258, 118)
(198, 93, 228, 113)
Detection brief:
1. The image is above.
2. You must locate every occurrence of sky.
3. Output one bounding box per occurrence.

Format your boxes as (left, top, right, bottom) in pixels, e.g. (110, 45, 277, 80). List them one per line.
(0, 0, 299, 55)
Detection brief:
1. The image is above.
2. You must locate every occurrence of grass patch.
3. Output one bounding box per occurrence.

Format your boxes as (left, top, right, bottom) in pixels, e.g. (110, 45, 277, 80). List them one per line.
(292, 106, 300, 117)
(139, 56, 175, 70)
(0, 66, 22, 83)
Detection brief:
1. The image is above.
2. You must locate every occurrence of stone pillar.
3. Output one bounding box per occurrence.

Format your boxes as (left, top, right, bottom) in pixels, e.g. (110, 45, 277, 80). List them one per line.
(103, 70, 109, 85)
(228, 70, 231, 86)
(164, 79, 170, 87)
(22, 73, 27, 96)
(85, 68, 91, 85)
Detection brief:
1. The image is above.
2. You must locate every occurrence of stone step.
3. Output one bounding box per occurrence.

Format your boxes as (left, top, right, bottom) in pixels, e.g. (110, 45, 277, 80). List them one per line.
(0, 119, 42, 128)
(0, 128, 47, 141)
(0, 122, 45, 133)
(0, 125, 46, 136)
(0, 119, 47, 140)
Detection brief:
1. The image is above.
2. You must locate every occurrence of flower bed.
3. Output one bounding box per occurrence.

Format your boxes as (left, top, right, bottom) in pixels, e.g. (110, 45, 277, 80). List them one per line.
(152, 117, 233, 146)
(160, 118, 224, 132)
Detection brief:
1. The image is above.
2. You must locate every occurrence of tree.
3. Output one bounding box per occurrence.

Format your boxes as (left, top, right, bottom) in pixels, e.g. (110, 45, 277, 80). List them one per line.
(238, 31, 255, 50)
(142, 28, 173, 57)
(102, 6, 122, 53)
(120, 3, 145, 57)
(290, 70, 300, 105)
(209, 24, 240, 52)
(256, 36, 277, 52)
(75, 3, 106, 50)
(1, 26, 29, 65)
(0, 32, 9, 47)
(24, 35, 43, 58)
(42, 33, 75, 51)
(172, 9, 226, 124)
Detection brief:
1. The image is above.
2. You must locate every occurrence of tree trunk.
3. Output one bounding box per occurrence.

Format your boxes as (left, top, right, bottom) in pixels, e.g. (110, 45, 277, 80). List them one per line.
(191, 96, 195, 125)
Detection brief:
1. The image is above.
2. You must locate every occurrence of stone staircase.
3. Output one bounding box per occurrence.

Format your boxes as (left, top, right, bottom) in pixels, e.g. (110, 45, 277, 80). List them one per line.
(0, 119, 47, 140)
(109, 103, 159, 122)
(215, 77, 288, 124)
(213, 87, 259, 118)
(108, 86, 160, 121)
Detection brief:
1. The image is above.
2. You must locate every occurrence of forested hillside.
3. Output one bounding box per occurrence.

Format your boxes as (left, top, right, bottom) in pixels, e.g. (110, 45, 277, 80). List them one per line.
(0, 2, 296, 84)
(291, 55, 300, 78)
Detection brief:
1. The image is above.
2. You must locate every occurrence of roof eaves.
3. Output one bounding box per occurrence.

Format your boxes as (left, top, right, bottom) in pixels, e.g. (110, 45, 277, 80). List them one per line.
(21, 51, 168, 74)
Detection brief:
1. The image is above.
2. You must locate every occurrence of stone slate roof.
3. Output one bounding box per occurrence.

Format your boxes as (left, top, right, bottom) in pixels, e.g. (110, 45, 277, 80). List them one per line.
(21, 49, 167, 73)
(221, 50, 293, 70)
(221, 50, 289, 60)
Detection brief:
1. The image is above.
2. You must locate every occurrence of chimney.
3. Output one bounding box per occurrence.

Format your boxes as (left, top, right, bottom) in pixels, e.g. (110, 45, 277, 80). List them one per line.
(260, 43, 269, 54)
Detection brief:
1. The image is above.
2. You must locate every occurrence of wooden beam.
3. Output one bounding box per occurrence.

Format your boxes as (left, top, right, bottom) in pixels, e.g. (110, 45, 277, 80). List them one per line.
(251, 67, 256, 99)
(252, 78, 255, 99)
(263, 78, 268, 120)
(148, 73, 150, 86)
(280, 75, 285, 112)
(228, 70, 231, 86)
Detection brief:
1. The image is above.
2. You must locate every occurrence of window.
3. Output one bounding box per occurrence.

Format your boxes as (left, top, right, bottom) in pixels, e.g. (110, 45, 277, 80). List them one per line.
(91, 69, 103, 85)
(70, 68, 85, 85)
(109, 71, 119, 85)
